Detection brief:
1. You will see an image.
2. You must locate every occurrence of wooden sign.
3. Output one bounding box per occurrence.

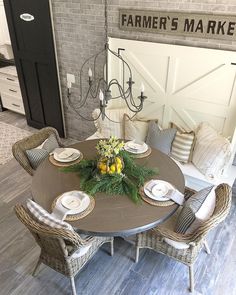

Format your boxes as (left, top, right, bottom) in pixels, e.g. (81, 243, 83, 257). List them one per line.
(119, 9, 236, 40)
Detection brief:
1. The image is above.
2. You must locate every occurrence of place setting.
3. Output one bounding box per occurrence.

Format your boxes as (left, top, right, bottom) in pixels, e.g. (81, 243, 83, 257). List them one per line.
(49, 147, 83, 167)
(51, 190, 95, 221)
(140, 179, 185, 207)
(124, 139, 152, 158)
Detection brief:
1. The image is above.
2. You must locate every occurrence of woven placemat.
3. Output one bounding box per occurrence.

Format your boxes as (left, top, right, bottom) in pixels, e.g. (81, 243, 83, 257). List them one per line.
(49, 152, 83, 167)
(127, 146, 152, 159)
(140, 181, 175, 207)
(51, 195, 95, 221)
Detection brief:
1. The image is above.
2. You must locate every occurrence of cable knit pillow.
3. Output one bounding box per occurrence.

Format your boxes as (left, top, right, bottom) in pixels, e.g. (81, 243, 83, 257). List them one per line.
(26, 134, 59, 169)
(124, 114, 149, 142)
(92, 108, 129, 138)
(192, 122, 232, 179)
(146, 121, 177, 155)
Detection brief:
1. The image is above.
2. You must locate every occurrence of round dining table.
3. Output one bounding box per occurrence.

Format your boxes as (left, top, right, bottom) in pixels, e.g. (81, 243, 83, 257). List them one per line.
(31, 139, 185, 237)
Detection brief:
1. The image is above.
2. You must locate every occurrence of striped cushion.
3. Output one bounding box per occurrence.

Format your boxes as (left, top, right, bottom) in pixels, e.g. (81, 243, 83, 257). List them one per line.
(26, 199, 73, 231)
(171, 131, 195, 163)
(26, 134, 59, 169)
(146, 121, 177, 155)
(192, 122, 232, 178)
(175, 186, 215, 234)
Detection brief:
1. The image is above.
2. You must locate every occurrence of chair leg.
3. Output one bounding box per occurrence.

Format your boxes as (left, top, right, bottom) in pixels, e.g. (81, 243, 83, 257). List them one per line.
(32, 258, 41, 277)
(135, 246, 140, 263)
(70, 277, 77, 295)
(188, 265, 194, 293)
(203, 240, 211, 255)
(110, 239, 114, 256)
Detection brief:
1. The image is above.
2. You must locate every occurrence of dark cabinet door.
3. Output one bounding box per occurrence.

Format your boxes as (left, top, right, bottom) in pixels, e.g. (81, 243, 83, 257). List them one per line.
(4, 0, 65, 137)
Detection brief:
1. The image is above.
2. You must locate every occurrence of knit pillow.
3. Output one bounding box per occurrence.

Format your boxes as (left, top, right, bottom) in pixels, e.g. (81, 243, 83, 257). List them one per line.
(124, 114, 149, 142)
(192, 122, 232, 178)
(26, 134, 59, 170)
(26, 199, 73, 231)
(170, 123, 195, 163)
(146, 121, 177, 155)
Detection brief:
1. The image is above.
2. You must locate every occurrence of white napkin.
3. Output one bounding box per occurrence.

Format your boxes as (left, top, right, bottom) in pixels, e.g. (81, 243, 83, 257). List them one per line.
(51, 201, 72, 220)
(165, 189, 185, 205)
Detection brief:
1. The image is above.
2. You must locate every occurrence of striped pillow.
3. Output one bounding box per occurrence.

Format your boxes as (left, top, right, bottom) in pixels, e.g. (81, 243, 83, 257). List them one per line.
(26, 199, 73, 231)
(175, 186, 215, 234)
(192, 122, 232, 178)
(26, 134, 59, 170)
(146, 121, 177, 155)
(171, 131, 195, 163)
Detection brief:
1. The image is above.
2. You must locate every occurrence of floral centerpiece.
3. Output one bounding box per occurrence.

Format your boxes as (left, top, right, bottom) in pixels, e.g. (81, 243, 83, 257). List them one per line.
(96, 136, 124, 174)
(62, 136, 158, 203)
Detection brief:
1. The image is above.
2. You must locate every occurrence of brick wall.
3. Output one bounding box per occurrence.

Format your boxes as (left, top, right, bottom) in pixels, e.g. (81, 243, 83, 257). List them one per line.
(52, 0, 236, 139)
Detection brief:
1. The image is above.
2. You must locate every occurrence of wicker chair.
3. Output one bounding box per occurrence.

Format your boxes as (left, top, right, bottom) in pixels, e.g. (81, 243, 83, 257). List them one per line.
(12, 127, 63, 176)
(14, 204, 114, 295)
(135, 183, 232, 293)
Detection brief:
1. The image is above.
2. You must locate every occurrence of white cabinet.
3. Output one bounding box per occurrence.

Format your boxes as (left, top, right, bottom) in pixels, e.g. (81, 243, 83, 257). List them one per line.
(0, 0, 11, 45)
(0, 66, 25, 115)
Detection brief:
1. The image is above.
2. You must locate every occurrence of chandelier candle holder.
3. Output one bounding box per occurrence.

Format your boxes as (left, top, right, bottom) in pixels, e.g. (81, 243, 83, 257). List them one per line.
(67, 0, 147, 122)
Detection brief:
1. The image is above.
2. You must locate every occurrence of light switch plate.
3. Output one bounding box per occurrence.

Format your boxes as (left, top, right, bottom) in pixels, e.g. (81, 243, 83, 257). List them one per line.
(66, 73, 75, 84)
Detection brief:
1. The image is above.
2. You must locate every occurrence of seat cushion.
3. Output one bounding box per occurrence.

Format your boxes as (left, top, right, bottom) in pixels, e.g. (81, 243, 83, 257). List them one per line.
(92, 108, 129, 138)
(124, 113, 148, 141)
(146, 121, 177, 155)
(192, 122, 232, 179)
(26, 199, 73, 231)
(25, 134, 59, 169)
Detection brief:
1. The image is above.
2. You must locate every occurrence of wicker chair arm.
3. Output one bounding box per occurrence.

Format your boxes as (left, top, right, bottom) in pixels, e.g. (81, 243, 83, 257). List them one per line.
(153, 183, 232, 245)
(14, 204, 92, 248)
(12, 127, 64, 176)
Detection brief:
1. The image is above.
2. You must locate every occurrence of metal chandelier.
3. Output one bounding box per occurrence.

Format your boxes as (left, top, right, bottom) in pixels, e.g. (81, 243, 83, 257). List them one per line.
(68, 0, 147, 121)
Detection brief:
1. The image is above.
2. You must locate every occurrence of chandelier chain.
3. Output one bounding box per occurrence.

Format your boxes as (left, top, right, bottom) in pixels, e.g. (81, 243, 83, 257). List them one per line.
(105, 0, 108, 43)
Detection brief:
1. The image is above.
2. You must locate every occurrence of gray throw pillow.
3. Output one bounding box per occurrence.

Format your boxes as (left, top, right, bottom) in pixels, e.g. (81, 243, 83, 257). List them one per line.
(146, 121, 177, 155)
(26, 134, 59, 170)
(175, 186, 214, 234)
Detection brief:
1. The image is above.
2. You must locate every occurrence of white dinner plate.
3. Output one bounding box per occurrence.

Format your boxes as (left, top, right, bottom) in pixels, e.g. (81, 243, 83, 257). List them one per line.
(144, 180, 174, 201)
(53, 148, 80, 163)
(58, 191, 90, 215)
(124, 141, 148, 154)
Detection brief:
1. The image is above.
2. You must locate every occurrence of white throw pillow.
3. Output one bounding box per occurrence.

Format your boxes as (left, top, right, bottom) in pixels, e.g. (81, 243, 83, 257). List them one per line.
(192, 122, 232, 179)
(92, 108, 129, 138)
(124, 114, 149, 141)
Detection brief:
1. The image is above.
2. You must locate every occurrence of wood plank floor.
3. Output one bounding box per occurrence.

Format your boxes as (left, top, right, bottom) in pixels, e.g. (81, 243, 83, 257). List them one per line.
(0, 110, 236, 295)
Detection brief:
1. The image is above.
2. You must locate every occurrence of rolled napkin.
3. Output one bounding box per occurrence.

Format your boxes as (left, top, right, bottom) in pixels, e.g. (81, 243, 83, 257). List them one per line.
(145, 180, 184, 205)
(51, 204, 72, 220)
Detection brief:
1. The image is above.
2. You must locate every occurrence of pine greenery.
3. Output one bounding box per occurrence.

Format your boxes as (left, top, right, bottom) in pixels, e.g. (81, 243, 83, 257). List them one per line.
(62, 151, 158, 203)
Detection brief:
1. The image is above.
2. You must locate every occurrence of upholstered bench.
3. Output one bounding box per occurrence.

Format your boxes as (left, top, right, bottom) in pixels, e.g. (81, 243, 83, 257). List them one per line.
(86, 108, 236, 191)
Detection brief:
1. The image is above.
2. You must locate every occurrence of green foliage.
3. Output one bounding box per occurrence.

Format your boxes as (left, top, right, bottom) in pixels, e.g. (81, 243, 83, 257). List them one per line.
(62, 151, 158, 203)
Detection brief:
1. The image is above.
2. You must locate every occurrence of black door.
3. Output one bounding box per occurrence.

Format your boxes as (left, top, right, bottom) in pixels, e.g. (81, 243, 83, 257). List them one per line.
(4, 0, 65, 137)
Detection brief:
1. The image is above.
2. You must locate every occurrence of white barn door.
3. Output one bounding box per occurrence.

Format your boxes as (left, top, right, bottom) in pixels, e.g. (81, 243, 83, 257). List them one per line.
(109, 38, 236, 140)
